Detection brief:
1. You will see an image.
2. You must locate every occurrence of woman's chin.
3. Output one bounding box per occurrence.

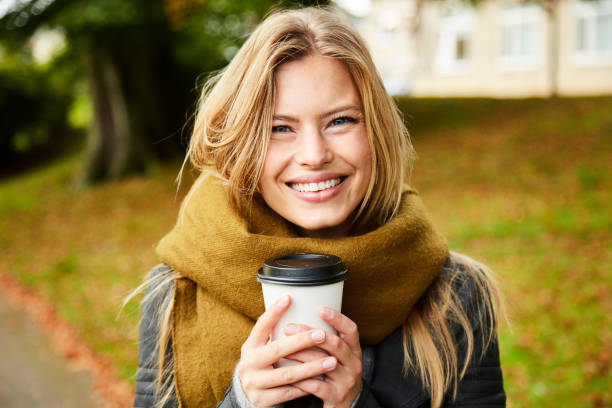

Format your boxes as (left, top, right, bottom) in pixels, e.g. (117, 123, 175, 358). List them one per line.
(291, 218, 352, 239)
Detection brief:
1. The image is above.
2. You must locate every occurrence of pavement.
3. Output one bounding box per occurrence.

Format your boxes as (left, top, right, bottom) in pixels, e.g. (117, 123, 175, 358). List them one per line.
(0, 294, 103, 408)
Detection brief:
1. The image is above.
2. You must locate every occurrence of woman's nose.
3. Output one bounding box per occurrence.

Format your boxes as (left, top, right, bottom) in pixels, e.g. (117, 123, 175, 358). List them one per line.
(294, 126, 333, 167)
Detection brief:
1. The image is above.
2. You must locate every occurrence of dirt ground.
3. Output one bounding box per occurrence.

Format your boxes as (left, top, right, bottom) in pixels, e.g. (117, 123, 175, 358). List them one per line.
(0, 294, 104, 407)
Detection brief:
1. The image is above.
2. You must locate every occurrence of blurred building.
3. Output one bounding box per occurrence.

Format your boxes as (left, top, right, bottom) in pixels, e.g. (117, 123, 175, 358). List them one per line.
(348, 0, 612, 96)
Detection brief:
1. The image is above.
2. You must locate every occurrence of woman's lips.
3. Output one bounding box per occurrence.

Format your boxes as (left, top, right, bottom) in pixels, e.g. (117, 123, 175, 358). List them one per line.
(285, 176, 347, 203)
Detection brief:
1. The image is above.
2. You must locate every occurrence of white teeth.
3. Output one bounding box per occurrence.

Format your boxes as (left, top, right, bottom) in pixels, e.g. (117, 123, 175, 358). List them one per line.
(290, 177, 342, 192)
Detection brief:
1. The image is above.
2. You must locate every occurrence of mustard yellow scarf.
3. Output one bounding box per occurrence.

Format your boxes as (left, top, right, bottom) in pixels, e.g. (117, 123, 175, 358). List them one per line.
(156, 174, 448, 407)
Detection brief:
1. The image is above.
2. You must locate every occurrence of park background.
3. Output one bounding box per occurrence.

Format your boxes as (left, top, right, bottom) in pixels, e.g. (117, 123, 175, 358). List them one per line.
(0, 0, 610, 407)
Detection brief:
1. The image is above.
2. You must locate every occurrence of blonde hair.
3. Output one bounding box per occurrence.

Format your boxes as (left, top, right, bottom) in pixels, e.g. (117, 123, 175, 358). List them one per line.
(187, 6, 412, 231)
(132, 7, 506, 408)
(403, 252, 506, 407)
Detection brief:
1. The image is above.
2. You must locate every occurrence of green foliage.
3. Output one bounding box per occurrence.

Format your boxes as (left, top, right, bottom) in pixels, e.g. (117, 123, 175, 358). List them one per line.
(53, 0, 166, 34)
(171, 0, 330, 82)
(1, 0, 166, 36)
(0, 44, 79, 167)
(67, 83, 92, 129)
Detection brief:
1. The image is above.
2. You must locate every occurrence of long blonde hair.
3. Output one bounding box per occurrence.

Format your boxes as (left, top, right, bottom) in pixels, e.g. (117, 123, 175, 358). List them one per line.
(187, 6, 412, 231)
(133, 7, 505, 408)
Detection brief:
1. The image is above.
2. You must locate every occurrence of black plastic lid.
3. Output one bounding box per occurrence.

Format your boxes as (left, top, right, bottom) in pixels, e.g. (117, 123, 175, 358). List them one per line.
(257, 253, 347, 286)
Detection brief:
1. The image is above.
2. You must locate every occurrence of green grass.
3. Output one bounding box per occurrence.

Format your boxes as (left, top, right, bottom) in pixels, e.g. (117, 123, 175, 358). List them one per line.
(403, 96, 611, 407)
(0, 155, 191, 384)
(1, 96, 610, 407)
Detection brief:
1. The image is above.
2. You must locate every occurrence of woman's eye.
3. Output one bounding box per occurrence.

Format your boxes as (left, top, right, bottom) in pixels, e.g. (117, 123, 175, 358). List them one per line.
(330, 116, 357, 127)
(272, 125, 291, 133)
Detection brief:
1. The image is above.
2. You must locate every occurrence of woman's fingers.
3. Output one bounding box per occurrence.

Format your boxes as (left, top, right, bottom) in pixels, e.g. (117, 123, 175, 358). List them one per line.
(293, 364, 362, 407)
(240, 300, 363, 407)
(253, 329, 327, 367)
(242, 327, 329, 368)
(284, 322, 312, 335)
(282, 311, 360, 368)
(291, 378, 333, 402)
(244, 295, 291, 347)
(249, 356, 337, 388)
(320, 353, 361, 386)
(241, 385, 309, 407)
(306, 330, 355, 369)
(283, 347, 329, 363)
(319, 307, 361, 351)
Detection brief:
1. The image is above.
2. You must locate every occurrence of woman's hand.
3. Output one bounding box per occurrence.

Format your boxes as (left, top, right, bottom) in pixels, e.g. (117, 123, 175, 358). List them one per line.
(285, 308, 363, 408)
(238, 295, 340, 407)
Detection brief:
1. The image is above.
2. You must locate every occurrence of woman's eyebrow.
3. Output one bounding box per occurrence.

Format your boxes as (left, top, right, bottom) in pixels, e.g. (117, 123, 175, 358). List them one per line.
(321, 105, 362, 118)
(272, 114, 298, 122)
(272, 105, 362, 122)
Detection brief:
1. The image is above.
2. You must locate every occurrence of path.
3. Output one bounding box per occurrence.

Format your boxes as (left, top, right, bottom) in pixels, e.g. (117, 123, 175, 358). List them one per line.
(0, 294, 104, 408)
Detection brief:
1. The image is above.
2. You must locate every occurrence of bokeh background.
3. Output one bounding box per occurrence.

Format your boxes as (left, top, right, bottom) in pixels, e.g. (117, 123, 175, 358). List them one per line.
(0, 0, 610, 407)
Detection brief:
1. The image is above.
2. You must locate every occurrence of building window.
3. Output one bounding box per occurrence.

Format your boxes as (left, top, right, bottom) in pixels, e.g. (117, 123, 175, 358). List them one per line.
(499, 4, 543, 70)
(574, 0, 612, 65)
(435, 9, 474, 75)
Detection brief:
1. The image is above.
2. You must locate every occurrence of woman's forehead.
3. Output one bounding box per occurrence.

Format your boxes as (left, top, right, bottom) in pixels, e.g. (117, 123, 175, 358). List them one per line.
(273, 55, 362, 116)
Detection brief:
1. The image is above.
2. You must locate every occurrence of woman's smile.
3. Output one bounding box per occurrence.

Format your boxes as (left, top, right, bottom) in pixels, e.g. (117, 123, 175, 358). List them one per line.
(286, 175, 347, 203)
(258, 54, 372, 238)
(287, 176, 344, 193)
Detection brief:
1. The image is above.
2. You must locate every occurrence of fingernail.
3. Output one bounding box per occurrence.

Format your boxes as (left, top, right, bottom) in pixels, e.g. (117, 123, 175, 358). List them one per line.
(311, 330, 325, 342)
(321, 307, 334, 319)
(285, 323, 298, 333)
(322, 357, 336, 369)
(275, 295, 289, 307)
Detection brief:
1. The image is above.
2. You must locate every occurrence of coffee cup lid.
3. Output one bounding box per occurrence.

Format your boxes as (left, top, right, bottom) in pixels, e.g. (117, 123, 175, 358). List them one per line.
(257, 253, 347, 286)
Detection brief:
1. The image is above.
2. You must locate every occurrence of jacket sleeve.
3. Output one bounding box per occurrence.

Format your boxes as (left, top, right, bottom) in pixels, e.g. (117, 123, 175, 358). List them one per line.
(352, 383, 383, 408)
(441, 334, 505, 407)
(133, 265, 240, 408)
(350, 347, 383, 408)
(442, 334, 505, 407)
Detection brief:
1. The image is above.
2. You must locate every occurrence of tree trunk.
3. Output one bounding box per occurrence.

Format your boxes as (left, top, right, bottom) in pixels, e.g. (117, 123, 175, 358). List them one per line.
(77, 32, 183, 187)
(546, 0, 560, 97)
(78, 43, 151, 186)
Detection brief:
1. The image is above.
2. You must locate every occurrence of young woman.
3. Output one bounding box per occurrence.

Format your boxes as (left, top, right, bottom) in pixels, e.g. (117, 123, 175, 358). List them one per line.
(132, 7, 506, 408)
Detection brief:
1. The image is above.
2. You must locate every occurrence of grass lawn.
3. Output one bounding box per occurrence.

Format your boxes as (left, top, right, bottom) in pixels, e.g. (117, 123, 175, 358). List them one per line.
(1, 96, 610, 407)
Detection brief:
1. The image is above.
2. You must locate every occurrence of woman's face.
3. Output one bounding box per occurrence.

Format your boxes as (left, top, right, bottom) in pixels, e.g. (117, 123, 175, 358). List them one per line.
(258, 54, 372, 238)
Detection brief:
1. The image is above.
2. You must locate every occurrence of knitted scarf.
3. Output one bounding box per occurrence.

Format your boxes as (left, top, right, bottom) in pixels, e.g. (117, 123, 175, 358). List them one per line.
(156, 174, 448, 407)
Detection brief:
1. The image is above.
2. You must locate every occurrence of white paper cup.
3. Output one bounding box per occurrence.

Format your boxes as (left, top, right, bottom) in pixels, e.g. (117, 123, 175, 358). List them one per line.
(257, 253, 347, 368)
(261, 281, 344, 341)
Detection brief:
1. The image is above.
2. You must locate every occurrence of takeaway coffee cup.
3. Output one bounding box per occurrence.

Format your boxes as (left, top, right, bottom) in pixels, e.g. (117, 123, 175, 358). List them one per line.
(257, 253, 347, 362)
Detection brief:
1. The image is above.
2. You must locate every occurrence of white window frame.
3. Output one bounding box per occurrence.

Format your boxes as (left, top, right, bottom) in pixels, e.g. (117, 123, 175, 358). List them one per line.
(573, 0, 612, 66)
(497, 4, 543, 71)
(434, 9, 474, 76)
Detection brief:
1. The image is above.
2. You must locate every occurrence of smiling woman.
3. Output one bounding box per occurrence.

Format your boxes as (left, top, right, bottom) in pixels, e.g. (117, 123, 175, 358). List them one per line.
(131, 6, 506, 408)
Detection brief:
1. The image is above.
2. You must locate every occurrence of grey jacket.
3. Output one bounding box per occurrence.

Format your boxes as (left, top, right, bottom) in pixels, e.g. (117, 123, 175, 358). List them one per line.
(134, 257, 506, 407)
